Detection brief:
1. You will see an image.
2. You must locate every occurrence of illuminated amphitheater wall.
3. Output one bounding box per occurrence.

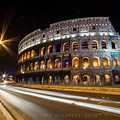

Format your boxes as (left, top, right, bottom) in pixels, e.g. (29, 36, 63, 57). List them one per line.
(17, 17, 120, 86)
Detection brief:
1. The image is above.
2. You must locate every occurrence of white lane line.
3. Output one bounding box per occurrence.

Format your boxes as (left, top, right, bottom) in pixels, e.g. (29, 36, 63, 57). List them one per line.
(1, 87, 120, 115)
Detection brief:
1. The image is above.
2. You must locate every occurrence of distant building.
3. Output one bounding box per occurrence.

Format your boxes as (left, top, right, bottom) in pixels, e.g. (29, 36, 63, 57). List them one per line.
(16, 17, 120, 86)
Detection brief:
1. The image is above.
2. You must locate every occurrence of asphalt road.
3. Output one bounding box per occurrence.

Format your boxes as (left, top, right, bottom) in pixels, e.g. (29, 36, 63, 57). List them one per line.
(0, 85, 120, 120)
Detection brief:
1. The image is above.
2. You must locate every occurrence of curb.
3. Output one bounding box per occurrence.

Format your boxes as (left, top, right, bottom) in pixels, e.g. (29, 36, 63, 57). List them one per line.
(20, 85, 120, 95)
(0, 102, 14, 120)
(0, 99, 24, 120)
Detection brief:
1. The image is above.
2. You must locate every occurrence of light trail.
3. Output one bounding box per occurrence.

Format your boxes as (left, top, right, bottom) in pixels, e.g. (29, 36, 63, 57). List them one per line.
(8, 86, 120, 104)
(0, 86, 120, 115)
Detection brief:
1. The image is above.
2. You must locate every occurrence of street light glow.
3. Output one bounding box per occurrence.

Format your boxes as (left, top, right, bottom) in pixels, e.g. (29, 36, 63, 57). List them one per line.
(2, 73, 6, 78)
(0, 13, 17, 57)
(0, 40, 2, 44)
(0, 35, 16, 57)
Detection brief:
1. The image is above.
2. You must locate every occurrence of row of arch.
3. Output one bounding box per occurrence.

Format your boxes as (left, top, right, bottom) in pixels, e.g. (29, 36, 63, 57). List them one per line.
(18, 39, 118, 63)
(18, 56, 119, 74)
(18, 74, 111, 86)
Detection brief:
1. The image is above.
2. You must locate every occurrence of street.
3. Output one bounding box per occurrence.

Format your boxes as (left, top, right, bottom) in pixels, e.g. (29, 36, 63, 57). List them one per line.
(0, 85, 120, 120)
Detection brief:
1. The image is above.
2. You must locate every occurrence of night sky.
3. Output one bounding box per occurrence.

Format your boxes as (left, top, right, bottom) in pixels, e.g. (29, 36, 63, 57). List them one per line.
(0, 0, 120, 75)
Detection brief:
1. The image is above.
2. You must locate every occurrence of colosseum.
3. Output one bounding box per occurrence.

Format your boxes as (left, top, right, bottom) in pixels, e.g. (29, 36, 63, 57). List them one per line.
(16, 17, 120, 86)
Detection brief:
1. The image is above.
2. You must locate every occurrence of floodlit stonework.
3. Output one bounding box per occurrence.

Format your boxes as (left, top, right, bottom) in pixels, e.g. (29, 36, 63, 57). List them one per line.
(17, 17, 120, 86)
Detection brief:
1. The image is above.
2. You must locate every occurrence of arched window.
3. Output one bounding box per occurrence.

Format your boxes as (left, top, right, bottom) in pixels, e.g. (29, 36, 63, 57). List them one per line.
(114, 57, 119, 66)
(21, 65, 25, 73)
(55, 58, 61, 68)
(63, 58, 70, 68)
(83, 75, 90, 85)
(34, 61, 39, 70)
(24, 53, 27, 60)
(40, 47, 45, 55)
(103, 57, 110, 67)
(112, 40, 117, 49)
(72, 41, 79, 51)
(20, 66, 22, 73)
(102, 40, 107, 49)
(48, 76, 53, 84)
(93, 57, 100, 67)
(27, 51, 31, 59)
(114, 75, 120, 83)
(72, 57, 79, 67)
(48, 45, 53, 53)
(55, 43, 61, 52)
(73, 75, 80, 85)
(63, 42, 69, 52)
(31, 50, 35, 57)
(30, 63, 34, 71)
(82, 41, 88, 49)
(40, 61, 45, 69)
(94, 75, 100, 85)
(82, 57, 89, 68)
(47, 60, 52, 69)
(23, 65, 26, 73)
(105, 74, 110, 83)
(54, 76, 61, 84)
(26, 65, 29, 72)
(92, 40, 98, 50)
(64, 75, 70, 84)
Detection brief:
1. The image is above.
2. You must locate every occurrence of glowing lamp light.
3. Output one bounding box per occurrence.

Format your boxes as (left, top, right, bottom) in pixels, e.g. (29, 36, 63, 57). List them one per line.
(66, 61, 69, 64)
(75, 64, 78, 67)
(58, 62, 61, 66)
(0, 40, 2, 44)
(83, 67, 86, 70)
(3, 74, 6, 78)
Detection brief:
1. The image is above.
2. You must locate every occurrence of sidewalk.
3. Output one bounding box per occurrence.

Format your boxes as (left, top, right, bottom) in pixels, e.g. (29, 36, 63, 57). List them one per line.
(0, 104, 6, 120)
(0, 97, 24, 120)
(16, 84, 120, 95)
(0, 102, 14, 120)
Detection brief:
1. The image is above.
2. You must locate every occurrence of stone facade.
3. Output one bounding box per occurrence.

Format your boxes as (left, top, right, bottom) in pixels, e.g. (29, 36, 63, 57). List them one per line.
(17, 17, 120, 86)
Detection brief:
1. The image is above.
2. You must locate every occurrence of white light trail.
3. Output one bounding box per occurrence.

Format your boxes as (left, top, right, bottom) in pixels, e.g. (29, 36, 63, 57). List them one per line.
(0, 86, 120, 115)
(9, 86, 120, 104)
